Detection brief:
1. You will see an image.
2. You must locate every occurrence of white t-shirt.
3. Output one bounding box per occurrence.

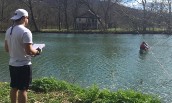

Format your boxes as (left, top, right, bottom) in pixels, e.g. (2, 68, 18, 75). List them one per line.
(5, 25, 33, 66)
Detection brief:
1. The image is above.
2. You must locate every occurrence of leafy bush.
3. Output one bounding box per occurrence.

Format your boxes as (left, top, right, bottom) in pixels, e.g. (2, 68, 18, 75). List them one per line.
(31, 77, 70, 92)
(71, 88, 161, 103)
(30, 77, 161, 103)
(0, 79, 161, 103)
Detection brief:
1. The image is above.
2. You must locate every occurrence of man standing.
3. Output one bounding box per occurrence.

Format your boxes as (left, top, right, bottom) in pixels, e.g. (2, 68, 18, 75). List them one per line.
(4, 9, 41, 103)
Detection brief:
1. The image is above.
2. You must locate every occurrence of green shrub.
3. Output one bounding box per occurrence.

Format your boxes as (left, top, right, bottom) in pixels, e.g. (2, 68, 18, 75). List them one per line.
(70, 86, 161, 103)
(30, 77, 161, 103)
(31, 77, 71, 92)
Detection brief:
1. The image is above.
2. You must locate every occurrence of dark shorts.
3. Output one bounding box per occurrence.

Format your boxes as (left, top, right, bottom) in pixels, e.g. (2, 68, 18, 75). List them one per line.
(9, 65, 32, 90)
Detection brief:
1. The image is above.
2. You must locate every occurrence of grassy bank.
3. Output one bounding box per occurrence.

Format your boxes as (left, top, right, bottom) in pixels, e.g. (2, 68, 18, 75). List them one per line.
(39, 29, 168, 34)
(0, 29, 170, 34)
(0, 77, 161, 103)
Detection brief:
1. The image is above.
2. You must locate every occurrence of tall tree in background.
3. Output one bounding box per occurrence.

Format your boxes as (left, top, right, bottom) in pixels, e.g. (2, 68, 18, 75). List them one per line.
(99, 0, 121, 29)
(167, 0, 172, 32)
(62, 0, 69, 30)
(0, 0, 16, 30)
(0, 0, 12, 20)
(54, 0, 70, 30)
(71, 0, 81, 29)
(140, 0, 147, 32)
(55, 0, 62, 30)
(150, 0, 166, 30)
(0, 0, 6, 30)
(80, 0, 106, 30)
(100, 0, 113, 29)
(133, 0, 148, 32)
(0, 0, 5, 20)
(20, 0, 39, 31)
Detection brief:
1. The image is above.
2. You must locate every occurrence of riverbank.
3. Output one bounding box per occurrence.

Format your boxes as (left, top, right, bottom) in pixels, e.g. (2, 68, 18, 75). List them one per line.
(0, 29, 170, 34)
(39, 31, 169, 34)
(0, 77, 161, 103)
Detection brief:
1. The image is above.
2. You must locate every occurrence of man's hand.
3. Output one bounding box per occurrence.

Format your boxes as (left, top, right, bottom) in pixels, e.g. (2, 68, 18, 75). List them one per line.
(36, 47, 42, 55)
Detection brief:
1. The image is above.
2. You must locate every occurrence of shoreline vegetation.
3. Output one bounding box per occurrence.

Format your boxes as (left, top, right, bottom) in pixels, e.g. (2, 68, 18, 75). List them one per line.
(0, 77, 161, 103)
(0, 29, 171, 34)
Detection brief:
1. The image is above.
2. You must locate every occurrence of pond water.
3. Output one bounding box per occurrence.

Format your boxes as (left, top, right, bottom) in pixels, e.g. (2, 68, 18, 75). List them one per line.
(1, 33, 172, 102)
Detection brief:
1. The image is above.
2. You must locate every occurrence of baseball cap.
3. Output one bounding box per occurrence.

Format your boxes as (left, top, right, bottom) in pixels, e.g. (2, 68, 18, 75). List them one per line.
(11, 9, 28, 20)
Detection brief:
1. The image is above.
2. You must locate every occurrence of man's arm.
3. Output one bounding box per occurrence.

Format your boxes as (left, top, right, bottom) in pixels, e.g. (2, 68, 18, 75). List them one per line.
(4, 40, 9, 52)
(25, 43, 40, 55)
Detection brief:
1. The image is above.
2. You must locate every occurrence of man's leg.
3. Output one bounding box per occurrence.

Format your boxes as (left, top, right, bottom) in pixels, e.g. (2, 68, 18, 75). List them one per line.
(18, 65, 31, 103)
(10, 88, 18, 103)
(18, 90, 27, 103)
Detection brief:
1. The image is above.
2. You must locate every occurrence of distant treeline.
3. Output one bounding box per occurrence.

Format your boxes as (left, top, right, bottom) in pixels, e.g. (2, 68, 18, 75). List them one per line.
(0, 0, 172, 33)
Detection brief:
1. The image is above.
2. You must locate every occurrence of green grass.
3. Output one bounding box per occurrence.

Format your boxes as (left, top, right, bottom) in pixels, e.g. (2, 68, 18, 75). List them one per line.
(0, 82, 10, 103)
(40, 27, 167, 34)
(0, 77, 161, 103)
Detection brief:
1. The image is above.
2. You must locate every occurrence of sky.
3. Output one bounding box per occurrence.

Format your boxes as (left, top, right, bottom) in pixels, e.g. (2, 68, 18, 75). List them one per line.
(122, 0, 143, 8)
(122, 0, 154, 9)
(122, 0, 166, 9)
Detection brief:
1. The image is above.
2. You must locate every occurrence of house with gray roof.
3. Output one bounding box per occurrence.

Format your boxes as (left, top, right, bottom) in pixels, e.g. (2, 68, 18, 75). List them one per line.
(74, 10, 100, 30)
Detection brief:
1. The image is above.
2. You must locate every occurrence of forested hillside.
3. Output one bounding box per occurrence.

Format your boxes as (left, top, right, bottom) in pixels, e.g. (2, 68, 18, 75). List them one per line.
(0, 0, 171, 33)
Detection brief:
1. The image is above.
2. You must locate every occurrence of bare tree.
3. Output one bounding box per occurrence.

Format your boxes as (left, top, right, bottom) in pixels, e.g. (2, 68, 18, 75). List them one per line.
(0, 0, 17, 30)
(166, 0, 172, 32)
(62, 0, 69, 30)
(99, 0, 122, 29)
(54, 0, 62, 30)
(80, 0, 106, 30)
(0, 0, 5, 20)
(71, 0, 81, 29)
(141, 0, 147, 32)
(149, 0, 166, 31)
(51, 0, 71, 30)
(130, 0, 147, 32)
(0, 0, 7, 30)
(19, 0, 39, 31)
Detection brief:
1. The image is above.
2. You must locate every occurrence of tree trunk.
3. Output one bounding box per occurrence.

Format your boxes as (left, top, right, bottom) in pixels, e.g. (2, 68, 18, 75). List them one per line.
(167, 0, 172, 33)
(1, 0, 4, 19)
(28, 0, 39, 31)
(142, 0, 147, 33)
(63, 0, 69, 30)
(21, 0, 39, 31)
